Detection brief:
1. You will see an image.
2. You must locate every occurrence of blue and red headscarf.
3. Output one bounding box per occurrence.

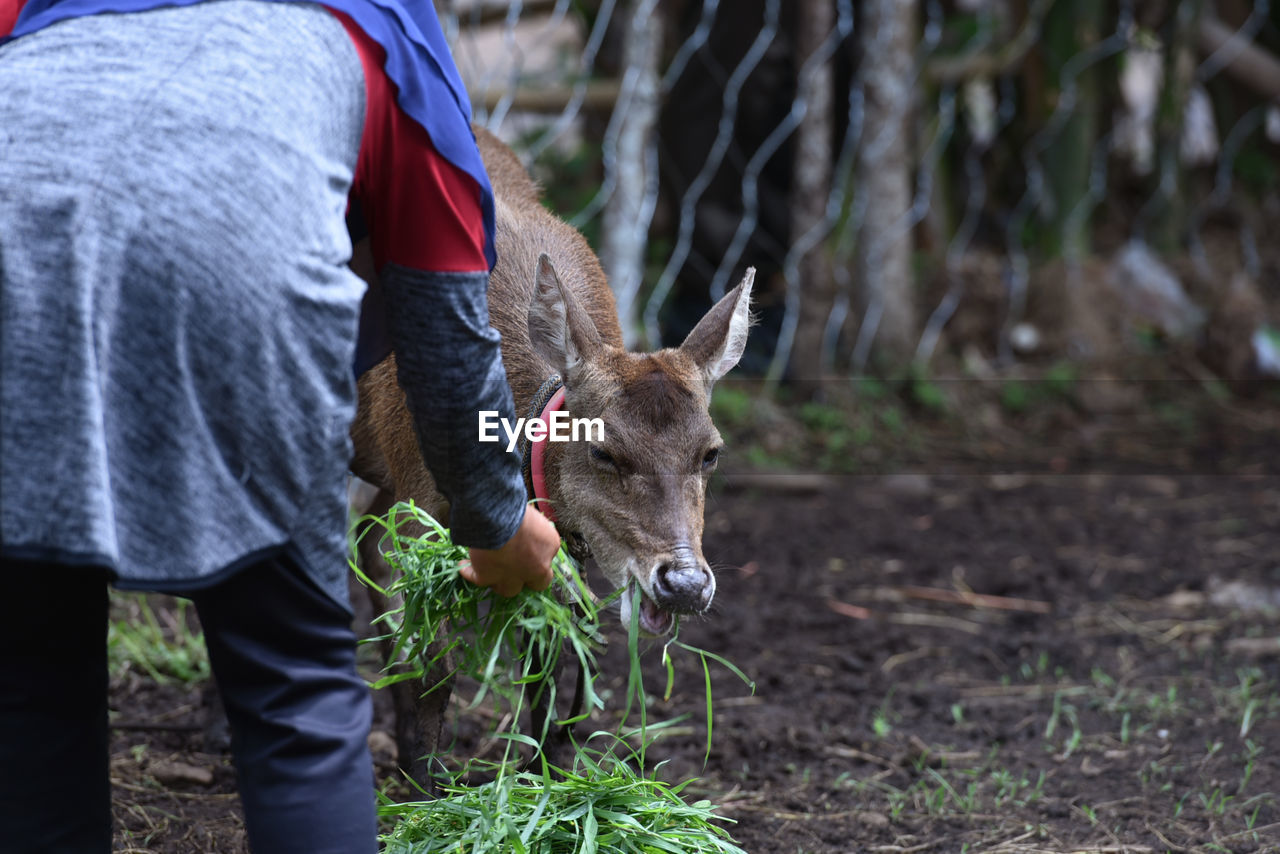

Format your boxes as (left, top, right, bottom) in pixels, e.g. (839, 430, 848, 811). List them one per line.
(3, 0, 497, 271)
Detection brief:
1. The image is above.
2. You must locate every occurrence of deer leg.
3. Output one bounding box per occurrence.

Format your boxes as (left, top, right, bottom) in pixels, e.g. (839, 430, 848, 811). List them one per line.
(525, 640, 588, 773)
(409, 636, 454, 791)
(355, 488, 453, 794)
(200, 679, 232, 753)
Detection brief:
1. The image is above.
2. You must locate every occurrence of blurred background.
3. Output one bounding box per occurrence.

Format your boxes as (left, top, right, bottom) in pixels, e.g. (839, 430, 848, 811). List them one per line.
(439, 0, 1280, 475)
(98, 6, 1280, 848)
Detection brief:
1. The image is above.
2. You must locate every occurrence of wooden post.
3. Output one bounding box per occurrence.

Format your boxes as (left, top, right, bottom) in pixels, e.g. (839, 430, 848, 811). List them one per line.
(1147, 0, 1203, 253)
(850, 0, 919, 371)
(788, 0, 837, 394)
(1038, 0, 1105, 260)
(600, 0, 662, 347)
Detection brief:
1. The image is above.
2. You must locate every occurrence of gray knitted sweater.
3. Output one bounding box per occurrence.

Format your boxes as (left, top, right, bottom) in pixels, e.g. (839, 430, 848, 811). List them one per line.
(0, 1, 526, 608)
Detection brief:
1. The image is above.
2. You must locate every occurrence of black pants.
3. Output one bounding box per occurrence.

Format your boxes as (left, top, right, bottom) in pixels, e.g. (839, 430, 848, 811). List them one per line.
(0, 554, 377, 854)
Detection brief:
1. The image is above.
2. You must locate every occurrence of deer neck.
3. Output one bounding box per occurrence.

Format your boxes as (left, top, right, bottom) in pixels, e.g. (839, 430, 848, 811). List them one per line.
(519, 372, 564, 523)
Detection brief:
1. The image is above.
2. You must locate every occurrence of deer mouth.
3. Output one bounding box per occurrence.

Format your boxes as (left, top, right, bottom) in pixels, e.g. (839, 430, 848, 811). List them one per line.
(620, 580, 676, 636)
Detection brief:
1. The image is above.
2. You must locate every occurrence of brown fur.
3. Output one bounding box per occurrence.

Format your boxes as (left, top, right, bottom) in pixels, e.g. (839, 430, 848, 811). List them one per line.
(349, 128, 622, 505)
(621, 366, 698, 433)
(347, 126, 753, 788)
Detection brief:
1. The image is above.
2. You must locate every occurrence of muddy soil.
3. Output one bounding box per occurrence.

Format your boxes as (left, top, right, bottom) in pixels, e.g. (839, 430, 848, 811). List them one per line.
(639, 471, 1280, 853)
(106, 453, 1280, 853)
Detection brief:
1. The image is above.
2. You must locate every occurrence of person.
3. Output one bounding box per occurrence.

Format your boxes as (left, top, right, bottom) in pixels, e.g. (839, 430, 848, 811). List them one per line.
(0, 0, 562, 851)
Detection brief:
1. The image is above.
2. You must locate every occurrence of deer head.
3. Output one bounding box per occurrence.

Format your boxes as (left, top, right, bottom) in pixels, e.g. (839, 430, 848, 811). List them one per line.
(528, 254, 754, 635)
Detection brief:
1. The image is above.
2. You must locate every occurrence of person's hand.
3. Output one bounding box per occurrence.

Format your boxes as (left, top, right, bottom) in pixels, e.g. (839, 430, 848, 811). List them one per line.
(460, 506, 560, 597)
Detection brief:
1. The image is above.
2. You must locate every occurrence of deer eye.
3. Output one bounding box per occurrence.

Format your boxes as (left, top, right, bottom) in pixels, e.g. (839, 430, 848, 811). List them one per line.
(589, 446, 616, 467)
(701, 447, 721, 469)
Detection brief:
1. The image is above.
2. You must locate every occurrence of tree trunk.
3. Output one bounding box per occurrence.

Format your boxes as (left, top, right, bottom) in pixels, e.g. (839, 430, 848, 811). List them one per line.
(1038, 0, 1104, 260)
(600, 0, 662, 348)
(850, 0, 918, 372)
(1147, 0, 1202, 253)
(788, 0, 837, 395)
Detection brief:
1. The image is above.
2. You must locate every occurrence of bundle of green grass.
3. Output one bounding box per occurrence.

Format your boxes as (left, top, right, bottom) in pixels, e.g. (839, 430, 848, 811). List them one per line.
(380, 748, 746, 853)
(353, 500, 608, 719)
(352, 501, 750, 854)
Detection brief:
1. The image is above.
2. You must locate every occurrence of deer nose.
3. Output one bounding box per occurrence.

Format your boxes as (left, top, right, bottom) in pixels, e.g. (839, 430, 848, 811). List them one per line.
(651, 545, 714, 614)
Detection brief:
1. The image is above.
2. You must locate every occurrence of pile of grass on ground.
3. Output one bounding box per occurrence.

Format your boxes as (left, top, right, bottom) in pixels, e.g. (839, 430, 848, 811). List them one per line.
(380, 738, 747, 854)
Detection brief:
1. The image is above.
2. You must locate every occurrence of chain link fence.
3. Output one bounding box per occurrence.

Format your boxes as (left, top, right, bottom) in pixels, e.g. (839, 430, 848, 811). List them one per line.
(437, 0, 1280, 390)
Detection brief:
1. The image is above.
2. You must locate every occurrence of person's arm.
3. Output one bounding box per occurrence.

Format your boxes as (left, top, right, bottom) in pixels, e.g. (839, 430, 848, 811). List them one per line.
(333, 10, 557, 590)
(383, 264, 558, 596)
(381, 264, 524, 548)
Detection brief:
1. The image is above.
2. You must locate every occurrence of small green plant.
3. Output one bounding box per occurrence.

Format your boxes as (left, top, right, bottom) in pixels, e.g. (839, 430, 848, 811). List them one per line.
(877, 406, 905, 435)
(1200, 786, 1234, 817)
(1044, 691, 1082, 758)
(1042, 362, 1077, 397)
(1232, 668, 1270, 739)
(1019, 651, 1051, 681)
(709, 385, 754, 431)
(904, 364, 948, 414)
(871, 690, 896, 739)
(107, 593, 209, 685)
(847, 779, 911, 822)
(852, 377, 889, 401)
(1000, 363, 1078, 415)
(1144, 683, 1182, 721)
(1238, 739, 1262, 794)
(1233, 144, 1279, 192)
(1000, 381, 1032, 414)
(990, 768, 1046, 808)
(924, 768, 980, 815)
(798, 401, 847, 433)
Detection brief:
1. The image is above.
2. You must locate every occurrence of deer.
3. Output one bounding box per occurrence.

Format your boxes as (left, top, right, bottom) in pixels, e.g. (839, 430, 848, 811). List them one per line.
(347, 126, 754, 787)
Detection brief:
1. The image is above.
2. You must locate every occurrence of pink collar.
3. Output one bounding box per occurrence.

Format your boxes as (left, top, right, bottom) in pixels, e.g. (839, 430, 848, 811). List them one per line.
(529, 385, 566, 523)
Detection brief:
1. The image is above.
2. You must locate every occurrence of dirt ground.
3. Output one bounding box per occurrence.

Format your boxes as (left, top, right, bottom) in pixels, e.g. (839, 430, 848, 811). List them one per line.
(107, 398, 1280, 853)
(646, 469, 1280, 853)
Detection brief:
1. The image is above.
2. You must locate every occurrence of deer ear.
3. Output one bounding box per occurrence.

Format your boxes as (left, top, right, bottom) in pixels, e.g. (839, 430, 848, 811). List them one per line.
(528, 253, 603, 378)
(680, 267, 754, 388)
